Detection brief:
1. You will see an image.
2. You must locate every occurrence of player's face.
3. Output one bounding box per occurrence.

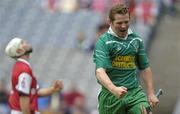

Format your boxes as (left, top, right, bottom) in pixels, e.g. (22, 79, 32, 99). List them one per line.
(110, 13, 130, 38)
(21, 40, 33, 54)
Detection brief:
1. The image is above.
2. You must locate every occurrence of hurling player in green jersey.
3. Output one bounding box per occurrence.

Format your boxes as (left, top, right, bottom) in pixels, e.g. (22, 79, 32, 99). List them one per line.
(93, 4, 159, 114)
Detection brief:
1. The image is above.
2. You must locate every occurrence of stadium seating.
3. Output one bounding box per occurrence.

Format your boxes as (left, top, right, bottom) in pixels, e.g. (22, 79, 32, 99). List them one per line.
(0, 0, 162, 110)
(0, 0, 102, 109)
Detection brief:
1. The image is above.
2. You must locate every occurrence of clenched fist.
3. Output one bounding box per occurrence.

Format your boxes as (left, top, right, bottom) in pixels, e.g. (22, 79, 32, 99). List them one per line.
(52, 80, 63, 92)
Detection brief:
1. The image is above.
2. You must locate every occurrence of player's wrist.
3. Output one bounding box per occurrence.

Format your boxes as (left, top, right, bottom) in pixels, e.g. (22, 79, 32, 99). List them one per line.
(147, 90, 155, 96)
(50, 87, 56, 93)
(108, 84, 117, 94)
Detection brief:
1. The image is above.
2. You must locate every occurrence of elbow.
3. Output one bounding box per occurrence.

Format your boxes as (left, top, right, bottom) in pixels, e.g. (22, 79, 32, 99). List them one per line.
(96, 68, 105, 77)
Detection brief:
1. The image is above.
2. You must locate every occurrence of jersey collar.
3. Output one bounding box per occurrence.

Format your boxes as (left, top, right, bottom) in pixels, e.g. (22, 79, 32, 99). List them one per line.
(17, 58, 31, 67)
(107, 27, 133, 40)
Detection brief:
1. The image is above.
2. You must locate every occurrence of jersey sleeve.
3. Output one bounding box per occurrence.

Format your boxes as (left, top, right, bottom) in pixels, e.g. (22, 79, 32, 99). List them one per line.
(136, 39, 149, 70)
(93, 38, 111, 69)
(16, 72, 32, 94)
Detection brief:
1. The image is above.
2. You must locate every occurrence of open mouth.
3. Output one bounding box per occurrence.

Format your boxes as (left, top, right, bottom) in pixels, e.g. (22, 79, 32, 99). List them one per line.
(119, 29, 127, 32)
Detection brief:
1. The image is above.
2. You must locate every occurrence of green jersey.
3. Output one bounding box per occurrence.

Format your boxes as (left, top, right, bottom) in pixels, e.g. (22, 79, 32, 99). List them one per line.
(93, 28, 149, 89)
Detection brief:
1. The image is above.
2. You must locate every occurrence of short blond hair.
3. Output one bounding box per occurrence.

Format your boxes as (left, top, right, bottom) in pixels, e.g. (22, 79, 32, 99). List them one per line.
(109, 4, 129, 22)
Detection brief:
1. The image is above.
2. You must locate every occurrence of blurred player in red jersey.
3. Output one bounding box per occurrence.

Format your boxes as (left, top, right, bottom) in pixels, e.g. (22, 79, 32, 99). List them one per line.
(5, 38, 63, 114)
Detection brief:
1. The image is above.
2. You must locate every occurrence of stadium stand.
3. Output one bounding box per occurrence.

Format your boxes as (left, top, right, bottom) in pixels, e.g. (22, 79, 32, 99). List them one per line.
(0, 0, 163, 112)
(0, 0, 102, 110)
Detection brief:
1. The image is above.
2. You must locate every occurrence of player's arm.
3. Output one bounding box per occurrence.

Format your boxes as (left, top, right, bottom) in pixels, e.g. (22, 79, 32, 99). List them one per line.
(140, 67, 159, 107)
(19, 95, 31, 114)
(140, 67, 154, 95)
(137, 39, 159, 107)
(96, 68, 116, 92)
(17, 73, 32, 114)
(93, 39, 116, 92)
(38, 80, 63, 97)
(136, 39, 154, 94)
(96, 68, 127, 98)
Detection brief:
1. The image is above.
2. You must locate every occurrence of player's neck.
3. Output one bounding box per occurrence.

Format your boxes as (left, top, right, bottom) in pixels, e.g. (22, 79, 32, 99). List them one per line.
(19, 55, 30, 61)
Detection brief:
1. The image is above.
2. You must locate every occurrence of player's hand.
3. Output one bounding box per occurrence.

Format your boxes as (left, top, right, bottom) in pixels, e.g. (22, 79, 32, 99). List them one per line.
(52, 80, 63, 93)
(111, 86, 127, 98)
(148, 94, 159, 108)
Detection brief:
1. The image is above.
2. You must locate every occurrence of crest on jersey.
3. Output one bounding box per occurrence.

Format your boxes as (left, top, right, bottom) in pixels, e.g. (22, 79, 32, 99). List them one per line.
(31, 88, 36, 95)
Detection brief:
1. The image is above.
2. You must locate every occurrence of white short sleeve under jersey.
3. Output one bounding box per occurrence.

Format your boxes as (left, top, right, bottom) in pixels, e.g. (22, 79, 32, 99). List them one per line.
(16, 73, 32, 94)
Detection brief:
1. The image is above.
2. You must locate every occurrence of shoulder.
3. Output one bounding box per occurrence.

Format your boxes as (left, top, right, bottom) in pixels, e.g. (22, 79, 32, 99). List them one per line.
(14, 61, 31, 72)
(129, 31, 143, 42)
(96, 32, 114, 44)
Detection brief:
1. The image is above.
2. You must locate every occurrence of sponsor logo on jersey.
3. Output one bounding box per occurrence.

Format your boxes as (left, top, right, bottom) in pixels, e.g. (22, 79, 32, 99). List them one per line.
(112, 55, 136, 69)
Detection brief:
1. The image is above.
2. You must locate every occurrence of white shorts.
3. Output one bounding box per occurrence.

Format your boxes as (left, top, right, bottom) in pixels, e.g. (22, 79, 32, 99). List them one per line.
(11, 110, 40, 114)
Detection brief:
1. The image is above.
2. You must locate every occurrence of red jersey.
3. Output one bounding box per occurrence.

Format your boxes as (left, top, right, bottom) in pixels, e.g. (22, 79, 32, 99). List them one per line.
(9, 59, 38, 114)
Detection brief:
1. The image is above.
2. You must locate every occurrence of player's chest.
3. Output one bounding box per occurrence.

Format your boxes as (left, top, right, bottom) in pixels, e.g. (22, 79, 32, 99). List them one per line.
(108, 39, 139, 56)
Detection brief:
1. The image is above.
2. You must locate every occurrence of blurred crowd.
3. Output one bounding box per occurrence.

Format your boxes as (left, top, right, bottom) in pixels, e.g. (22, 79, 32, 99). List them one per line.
(41, 0, 178, 52)
(0, 78, 90, 114)
(38, 82, 88, 114)
(0, 79, 10, 114)
(0, 0, 179, 114)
